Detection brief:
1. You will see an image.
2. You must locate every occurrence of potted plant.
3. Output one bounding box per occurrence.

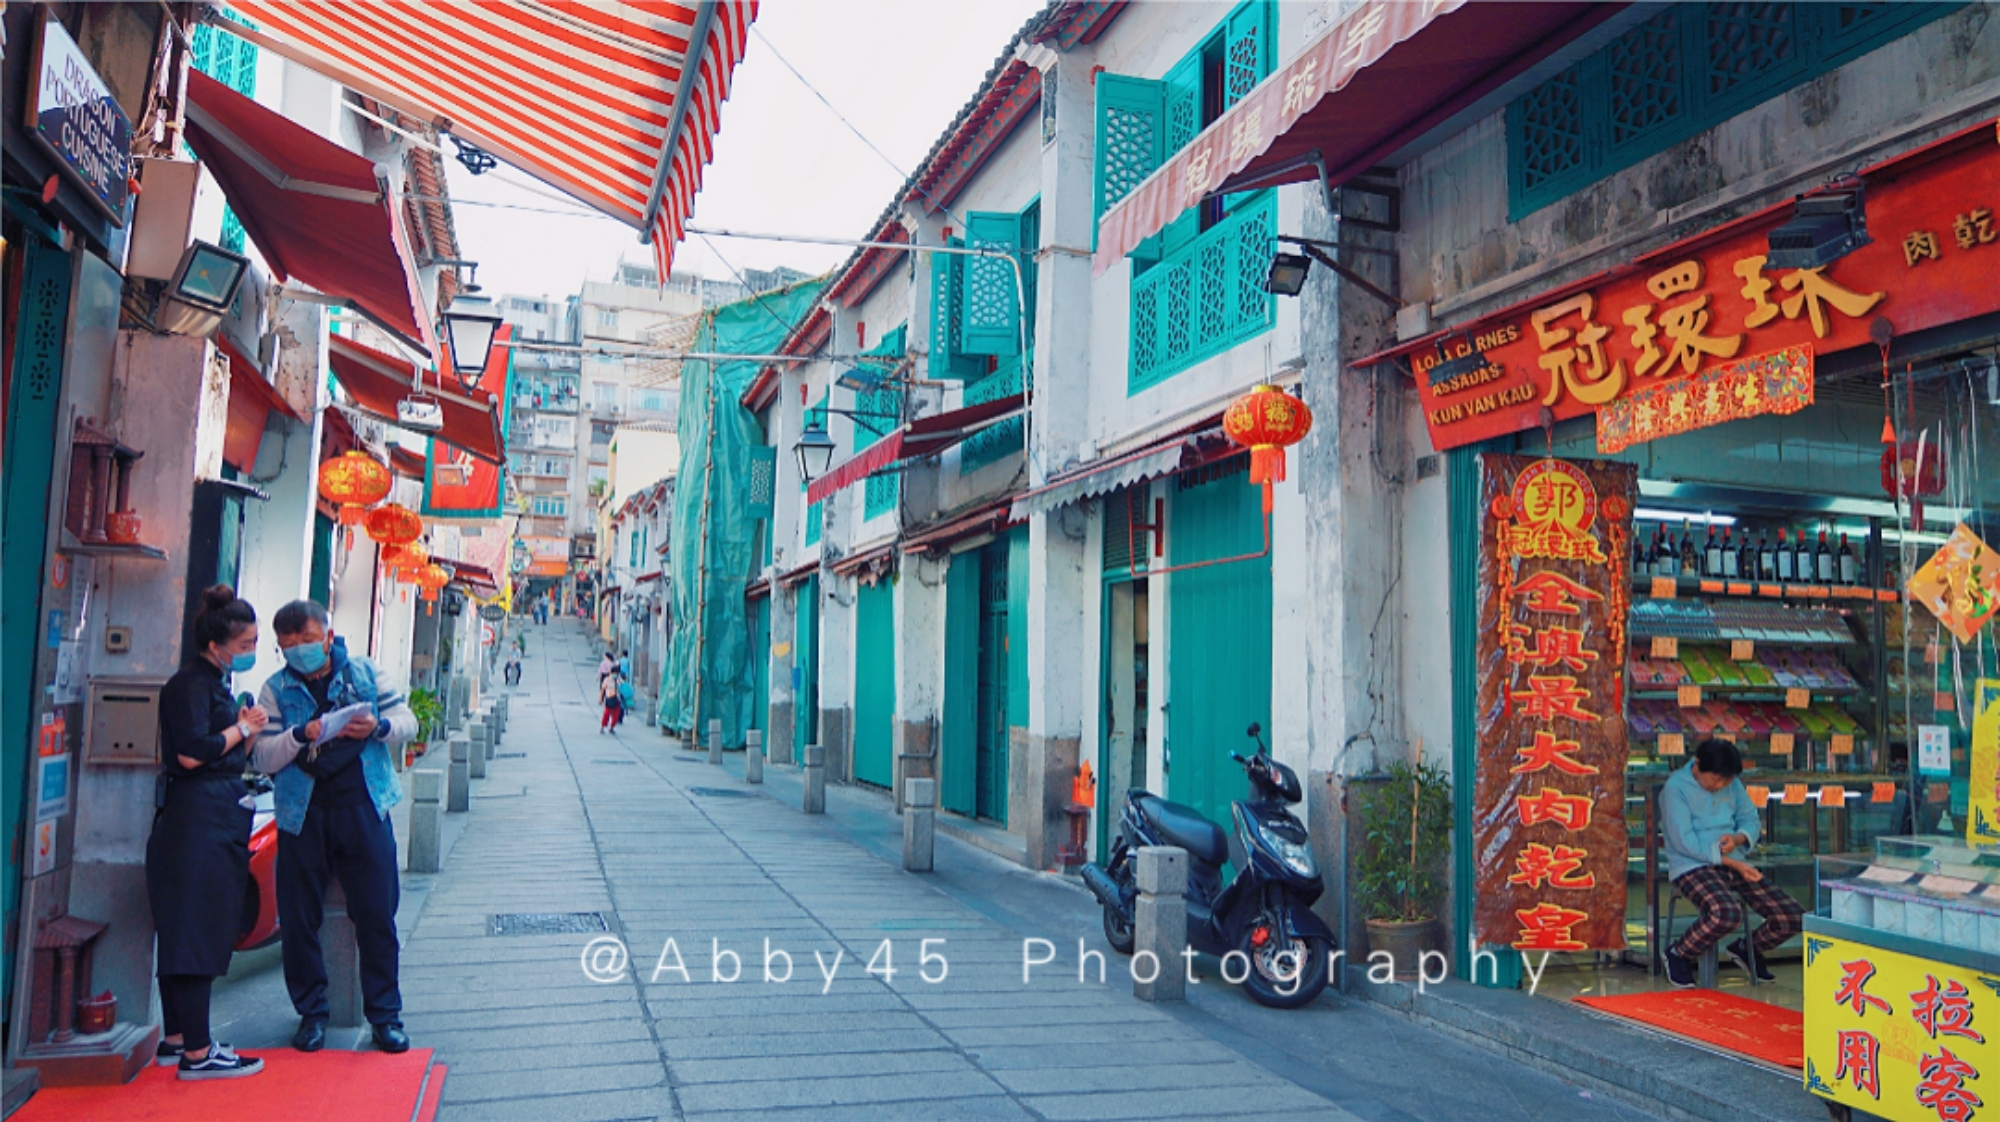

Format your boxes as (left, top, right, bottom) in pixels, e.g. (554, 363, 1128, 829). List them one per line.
(407, 687, 444, 766)
(1354, 758, 1453, 977)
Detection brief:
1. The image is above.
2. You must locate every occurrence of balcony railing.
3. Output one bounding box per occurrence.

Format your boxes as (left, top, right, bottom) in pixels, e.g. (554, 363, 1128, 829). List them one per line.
(1128, 192, 1276, 393)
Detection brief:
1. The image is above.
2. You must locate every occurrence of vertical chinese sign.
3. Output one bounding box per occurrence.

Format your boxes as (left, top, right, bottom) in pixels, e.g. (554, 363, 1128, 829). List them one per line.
(1805, 933, 1996, 1120)
(422, 325, 513, 519)
(1473, 455, 1636, 953)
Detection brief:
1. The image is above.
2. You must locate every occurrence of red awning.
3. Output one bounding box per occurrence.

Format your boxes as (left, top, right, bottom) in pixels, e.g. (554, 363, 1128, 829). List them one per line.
(1092, 1, 1623, 274)
(183, 71, 433, 350)
(805, 393, 1026, 506)
(215, 1, 757, 280)
(220, 337, 304, 474)
(328, 334, 505, 464)
(389, 446, 428, 479)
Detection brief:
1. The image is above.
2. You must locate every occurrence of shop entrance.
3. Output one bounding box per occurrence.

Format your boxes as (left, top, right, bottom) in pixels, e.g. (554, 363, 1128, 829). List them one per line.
(975, 539, 1012, 823)
(794, 575, 820, 756)
(853, 579, 895, 788)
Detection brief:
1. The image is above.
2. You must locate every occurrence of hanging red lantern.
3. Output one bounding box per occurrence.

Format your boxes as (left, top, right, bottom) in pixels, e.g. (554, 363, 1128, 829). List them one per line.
(364, 503, 423, 548)
(1881, 439, 1945, 527)
(381, 542, 429, 578)
(413, 563, 450, 602)
(1223, 384, 1314, 513)
(318, 451, 392, 526)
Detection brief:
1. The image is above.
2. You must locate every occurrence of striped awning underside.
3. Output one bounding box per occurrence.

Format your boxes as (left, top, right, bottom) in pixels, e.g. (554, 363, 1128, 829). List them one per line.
(219, 1, 755, 279)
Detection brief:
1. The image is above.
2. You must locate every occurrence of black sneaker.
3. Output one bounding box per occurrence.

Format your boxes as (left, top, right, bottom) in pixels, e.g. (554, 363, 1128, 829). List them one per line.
(155, 1039, 184, 1067)
(1664, 950, 1698, 988)
(179, 1042, 264, 1080)
(1726, 938, 1777, 982)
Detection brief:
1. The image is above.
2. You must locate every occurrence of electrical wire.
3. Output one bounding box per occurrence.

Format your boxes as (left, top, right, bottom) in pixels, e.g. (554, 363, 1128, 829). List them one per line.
(693, 230, 816, 344)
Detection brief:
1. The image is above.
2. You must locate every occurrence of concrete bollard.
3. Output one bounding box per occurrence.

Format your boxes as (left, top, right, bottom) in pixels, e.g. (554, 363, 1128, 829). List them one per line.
(708, 718, 722, 765)
(324, 880, 363, 1028)
(476, 711, 494, 758)
(468, 720, 488, 779)
(803, 744, 826, 814)
(406, 770, 443, 873)
(903, 778, 936, 872)
(447, 735, 471, 813)
(745, 729, 763, 784)
(1133, 846, 1188, 1003)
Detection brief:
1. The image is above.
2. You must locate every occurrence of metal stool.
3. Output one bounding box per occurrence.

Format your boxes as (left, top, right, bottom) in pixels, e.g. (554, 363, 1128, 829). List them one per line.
(1665, 883, 1757, 989)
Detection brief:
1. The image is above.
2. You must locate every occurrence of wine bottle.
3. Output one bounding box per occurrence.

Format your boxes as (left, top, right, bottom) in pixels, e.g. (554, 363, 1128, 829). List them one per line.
(1776, 527, 1794, 581)
(1758, 530, 1776, 581)
(1815, 529, 1835, 583)
(1838, 532, 1858, 585)
(1631, 526, 1648, 576)
(1720, 527, 1739, 578)
(1656, 527, 1676, 577)
(1680, 519, 1698, 576)
(1705, 523, 1723, 577)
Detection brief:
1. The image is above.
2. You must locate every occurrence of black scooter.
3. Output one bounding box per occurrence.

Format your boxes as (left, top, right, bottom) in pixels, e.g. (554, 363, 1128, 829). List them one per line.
(1082, 723, 1333, 1008)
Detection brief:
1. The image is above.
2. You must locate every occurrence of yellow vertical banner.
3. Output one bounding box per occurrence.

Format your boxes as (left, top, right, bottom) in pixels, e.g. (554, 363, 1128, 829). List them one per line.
(1805, 931, 2000, 1120)
(1967, 680, 2000, 846)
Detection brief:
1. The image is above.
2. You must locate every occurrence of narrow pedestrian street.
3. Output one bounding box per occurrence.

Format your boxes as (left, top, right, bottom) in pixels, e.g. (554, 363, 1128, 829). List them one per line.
(338, 620, 1662, 1122)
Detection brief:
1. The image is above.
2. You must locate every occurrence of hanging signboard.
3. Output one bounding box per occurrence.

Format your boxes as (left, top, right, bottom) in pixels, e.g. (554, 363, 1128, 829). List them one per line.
(1361, 121, 2000, 453)
(423, 326, 513, 519)
(1473, 454, 1636, 952)
(25, 10, 133, 225)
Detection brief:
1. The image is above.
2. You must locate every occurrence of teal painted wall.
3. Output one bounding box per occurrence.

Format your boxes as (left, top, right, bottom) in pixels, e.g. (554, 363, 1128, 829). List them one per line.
(941, 556, 980, 816)
(1165, 461, 1271, 831)
(854, 578, 896, 788)
(795, 575, 819, 753)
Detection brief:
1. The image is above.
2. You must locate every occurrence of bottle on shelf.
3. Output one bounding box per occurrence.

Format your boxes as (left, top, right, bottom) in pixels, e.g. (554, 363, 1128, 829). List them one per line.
(1704, 523, 1723, 577)
(1736, 529, 1756, 581)
(1815, 529, 1836, 583)
(1757, 529, 1776, 580)
(1655, 526, 1676, 577)
(1720, 526, 1739, 579)
(1631, 525, 1648, 576)
(1838, 532, 1859, 585)
(1680, 519, 1698, 576)
(1776, 527, 1795, 581)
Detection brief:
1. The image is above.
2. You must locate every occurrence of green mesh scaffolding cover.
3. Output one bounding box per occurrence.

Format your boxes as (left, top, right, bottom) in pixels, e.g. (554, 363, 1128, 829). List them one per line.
(658, 279, 825, 742)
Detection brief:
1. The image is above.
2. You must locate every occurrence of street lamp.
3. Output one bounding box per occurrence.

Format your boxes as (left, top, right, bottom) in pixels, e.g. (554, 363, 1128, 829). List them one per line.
(441, 291, 504, 379)
(794, 423, 836, 485)
(1263, 252, 1311, 296)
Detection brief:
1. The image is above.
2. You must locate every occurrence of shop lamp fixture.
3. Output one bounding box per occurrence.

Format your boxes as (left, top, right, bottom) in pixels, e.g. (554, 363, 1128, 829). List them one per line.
(441, 290, 504, 380)
(154, 240, 252, 337)
(1766, 182, 1868, 270)
(793, 423, 837, 484)
(835, 365, 887, 393)
(1633, 508, 1736, 526)
(1263, 252, 1312, 296)
(1263, 237, 1398, 306)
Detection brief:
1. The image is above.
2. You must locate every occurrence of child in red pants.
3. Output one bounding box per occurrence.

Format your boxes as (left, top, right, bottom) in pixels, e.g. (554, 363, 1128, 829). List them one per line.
(599, 671, 623, 733)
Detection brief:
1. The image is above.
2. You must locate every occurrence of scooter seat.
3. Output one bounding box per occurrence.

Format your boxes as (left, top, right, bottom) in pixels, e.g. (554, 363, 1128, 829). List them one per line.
(1133, 793, 1228, 867)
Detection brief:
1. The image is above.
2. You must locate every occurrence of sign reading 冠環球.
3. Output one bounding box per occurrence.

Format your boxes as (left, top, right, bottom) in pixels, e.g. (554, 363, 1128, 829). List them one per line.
(27, 11, 133, 224)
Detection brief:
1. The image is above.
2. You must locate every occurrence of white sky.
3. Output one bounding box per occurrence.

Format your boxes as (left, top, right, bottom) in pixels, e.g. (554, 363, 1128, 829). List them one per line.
(445, 0, 1047, 303)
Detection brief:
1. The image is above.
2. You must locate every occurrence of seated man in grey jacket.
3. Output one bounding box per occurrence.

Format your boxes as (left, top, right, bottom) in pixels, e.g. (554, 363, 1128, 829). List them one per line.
(1659, 738, 1802, 988)
(251, 600, 419, 1054)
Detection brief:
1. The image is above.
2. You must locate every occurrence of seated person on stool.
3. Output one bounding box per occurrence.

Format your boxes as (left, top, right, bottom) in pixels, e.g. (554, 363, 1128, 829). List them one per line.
(1661, 738, 1803, 987)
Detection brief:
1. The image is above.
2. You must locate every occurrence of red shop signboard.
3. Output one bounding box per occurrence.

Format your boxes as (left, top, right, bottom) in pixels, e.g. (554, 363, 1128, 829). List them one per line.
(1374, 121, 2000, 453)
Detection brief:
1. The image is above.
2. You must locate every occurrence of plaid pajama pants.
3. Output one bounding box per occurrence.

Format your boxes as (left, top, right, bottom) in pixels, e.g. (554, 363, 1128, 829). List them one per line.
(1670, 863, 1804, 959)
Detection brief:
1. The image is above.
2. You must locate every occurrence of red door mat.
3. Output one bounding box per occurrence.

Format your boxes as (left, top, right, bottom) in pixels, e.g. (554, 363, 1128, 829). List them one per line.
(1574, 990, 1803, 1069)
(13, 1049, 446, 1122)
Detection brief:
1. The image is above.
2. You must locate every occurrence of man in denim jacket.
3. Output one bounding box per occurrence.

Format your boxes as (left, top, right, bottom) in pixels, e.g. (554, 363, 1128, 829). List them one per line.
(252, 600, 417, 1054)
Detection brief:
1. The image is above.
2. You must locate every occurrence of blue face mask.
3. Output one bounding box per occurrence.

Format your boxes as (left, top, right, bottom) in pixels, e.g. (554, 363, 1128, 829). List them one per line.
(228, 651, 258, 673)
(282, 640, 329, 675)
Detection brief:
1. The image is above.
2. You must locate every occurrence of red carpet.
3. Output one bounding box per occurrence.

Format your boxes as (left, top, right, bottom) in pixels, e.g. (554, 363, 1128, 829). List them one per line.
(14, 1048, 441, 1122)
(1574, 989, 1803, 1068)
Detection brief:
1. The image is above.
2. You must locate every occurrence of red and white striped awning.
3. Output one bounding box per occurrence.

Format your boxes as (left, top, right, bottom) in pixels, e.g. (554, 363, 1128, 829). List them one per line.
(214, 1, 756, 279)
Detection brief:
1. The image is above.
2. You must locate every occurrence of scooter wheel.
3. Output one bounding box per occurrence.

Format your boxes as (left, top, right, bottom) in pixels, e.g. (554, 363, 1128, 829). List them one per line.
(1241, 929, 1330, 1009)
(1103, 904, 1135, 955)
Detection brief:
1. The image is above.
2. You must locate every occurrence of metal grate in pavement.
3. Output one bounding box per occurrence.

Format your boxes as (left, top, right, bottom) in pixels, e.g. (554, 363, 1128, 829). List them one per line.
(488, 912, 608, 936)
(495, 752, 527, 759)
(592, 758, 637, 765)
(689, 787, 753, 798)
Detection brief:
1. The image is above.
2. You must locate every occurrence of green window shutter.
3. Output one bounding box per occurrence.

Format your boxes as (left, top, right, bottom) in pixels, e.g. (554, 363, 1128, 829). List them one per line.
(1223, 0, 1272, 109)
(746, 444, 776, 518)
(1017, 201, 1040, 346)
(941, 556, 980, 816)
(961, 211, 1021, 357)
(1159, 53, 1204, 259)
(928, 242, 982, 380)
(1092, 74, 1166, 241)
(1005, 526, 1030, 733)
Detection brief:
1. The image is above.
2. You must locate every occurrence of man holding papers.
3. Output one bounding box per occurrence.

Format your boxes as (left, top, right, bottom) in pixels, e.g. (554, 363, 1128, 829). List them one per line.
(252, 600, 418, 1055)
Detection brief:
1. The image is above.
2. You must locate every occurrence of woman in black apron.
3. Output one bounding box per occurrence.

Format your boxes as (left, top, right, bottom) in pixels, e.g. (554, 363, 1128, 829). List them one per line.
(147, 585, 268, 1080)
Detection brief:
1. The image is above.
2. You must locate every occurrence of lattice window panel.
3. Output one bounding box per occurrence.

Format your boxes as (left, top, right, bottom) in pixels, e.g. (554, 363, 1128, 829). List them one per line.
(1835, 4, 1890, 32)
(1128, 193, 1276, 394)
(1197, 240, 1229, 345)
(1132, 284, 1160, 384)
(964, 237, 1017, 349)
(1515, 64, 1585, 192)
(1226, 28, 1261, 106)
(1162, 262, 1193, 368)
(1608, 9, 1683, 148)
(1167, 84, 1199, 154)
(24, 274, 65, 401)
(1235, 206, 1273, 332)
(1102, 107, 1158, 208)
(960, 359, 1026, 475)
(1706, 3, 1795, 99)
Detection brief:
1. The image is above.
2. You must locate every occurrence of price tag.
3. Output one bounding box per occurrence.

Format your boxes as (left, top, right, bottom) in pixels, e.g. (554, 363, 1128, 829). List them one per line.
(1819, 785, 1848, 807)
(1784, 584, 1807, 598)
(1658, 732, 1685, 756)
(1871, 781, 1895, 803)
(1650, 636, 1679, 658)
(1730, 639, 1755, 661)
(1936, 691, 1957, 713)
(1699, 580, 1724, 594)
(1678, 684, 1703, 708)
(1785, 688, 1811, 709)
(1759, 583, 1782, 597)
(1650, 577, 1677, 600)
(1783, 783, 1810, 805)
(1876, 588, 1899, 603)
(1807, 585, 1830, 599)
(1727, 582, 1753, 596)
(1769, 732, 1795, 755)
(1926, 642, 1941, 665)
(1746, 785, 1771, 808)
(1831, 733, 1855, 756)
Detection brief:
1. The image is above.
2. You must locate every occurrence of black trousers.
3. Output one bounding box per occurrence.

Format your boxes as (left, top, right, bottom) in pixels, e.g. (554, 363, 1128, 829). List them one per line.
(158, 973, 214, 1050)
(277, 800, 403, 1026)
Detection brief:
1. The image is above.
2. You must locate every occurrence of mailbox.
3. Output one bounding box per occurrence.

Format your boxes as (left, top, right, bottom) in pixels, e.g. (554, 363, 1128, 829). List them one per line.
(83, 678, 164, 766)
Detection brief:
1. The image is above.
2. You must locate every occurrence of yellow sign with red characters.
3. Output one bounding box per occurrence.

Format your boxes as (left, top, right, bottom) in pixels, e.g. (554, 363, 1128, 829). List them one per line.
(1805, 930, 2000, 1121)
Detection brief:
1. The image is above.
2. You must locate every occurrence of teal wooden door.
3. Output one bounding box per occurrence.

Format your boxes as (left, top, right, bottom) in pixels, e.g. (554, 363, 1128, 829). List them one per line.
(1166, 458, 1271, 830)
(751, 596, 770, 738)
(795, 576, 819, 754)
(975, 539, 1013, 822)
(854, 578, 895, 787)
(941, 555, 980, 816)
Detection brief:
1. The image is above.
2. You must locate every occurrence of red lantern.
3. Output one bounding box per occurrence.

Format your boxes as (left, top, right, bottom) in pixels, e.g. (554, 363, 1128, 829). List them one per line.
(381, 542, 429, 577)
(364, 503, 423, 548)
(413, 563, 450, 603)
(1881, 439, 1945, 526)
(318, 451, 392, 526)
(1223, 384, 1314, 513)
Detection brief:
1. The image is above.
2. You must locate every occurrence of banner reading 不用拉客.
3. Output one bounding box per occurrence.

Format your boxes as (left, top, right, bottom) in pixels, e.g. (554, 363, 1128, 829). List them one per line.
(1473, 455, 1636, 952)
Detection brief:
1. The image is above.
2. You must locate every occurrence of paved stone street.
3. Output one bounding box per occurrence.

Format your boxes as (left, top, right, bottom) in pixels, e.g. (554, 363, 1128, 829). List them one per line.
(214, 619, 1670, 1121)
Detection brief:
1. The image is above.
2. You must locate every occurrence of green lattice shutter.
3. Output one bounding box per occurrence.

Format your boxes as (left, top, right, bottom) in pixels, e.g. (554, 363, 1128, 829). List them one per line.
(928, 241, 982, 380)
(1223, 1, 1271, 108)
(1160, 54, 1203, 258)
(191, 13, 258, 253)
(746, 444, 776, 519)
(1092, 74, 1165, 243)
(961, 212, 1020, 357)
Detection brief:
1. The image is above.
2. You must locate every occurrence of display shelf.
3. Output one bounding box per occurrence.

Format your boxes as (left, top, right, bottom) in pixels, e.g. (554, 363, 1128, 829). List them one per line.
(58, 529, 166, 560)
(1629, 598, 1861, 645)
(1629, 572, 1900, 604)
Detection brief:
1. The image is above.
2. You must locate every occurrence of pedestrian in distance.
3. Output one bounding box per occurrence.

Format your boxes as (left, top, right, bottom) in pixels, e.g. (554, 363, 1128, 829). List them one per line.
(598, 649, 616, 683)
(600, 667, 624, 733)
(148, 585, 268, 1080)
(251, 599, 420, 1056)
(504, 650, 522, 686)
